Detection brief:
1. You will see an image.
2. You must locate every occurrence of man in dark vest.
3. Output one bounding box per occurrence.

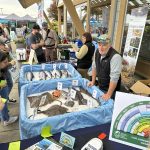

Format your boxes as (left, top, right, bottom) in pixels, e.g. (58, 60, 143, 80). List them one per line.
(88, 34, 122, 100)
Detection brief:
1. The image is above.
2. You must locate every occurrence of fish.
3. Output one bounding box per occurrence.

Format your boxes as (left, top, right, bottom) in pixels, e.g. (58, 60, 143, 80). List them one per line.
(37, 105, 68, 116)
(28, 92, 54, 108)
(61, 70, 69, 78)
(39, 71, 46, 80)
(44, 71, 52, 79)
(26, 72, 34, 81)
(72, 88, 87, 105)
(32, 72, 40, 81)
(80, 89, 101, 106)
(64, 100, 75, 107)
(51, 70, 62, 79)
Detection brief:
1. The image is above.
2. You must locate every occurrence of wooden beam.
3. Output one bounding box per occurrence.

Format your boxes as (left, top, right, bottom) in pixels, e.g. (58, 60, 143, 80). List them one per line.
(58, 0, 87, 7)
(63, 5, 67, 37)
(114, 0, 128, 52)
(43, 11, 53, 29)
(108, 0, 117, 39)
(63, 0, 85, 37)
(86, 0, 91, 32)
(58, 7, 62, 34)
(18, 0, 41, 8)
(91, 0, 111, 8)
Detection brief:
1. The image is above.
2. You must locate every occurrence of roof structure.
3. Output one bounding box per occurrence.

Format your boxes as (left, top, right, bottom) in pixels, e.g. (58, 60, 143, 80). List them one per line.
(20, 14, 36, 21)
(5, 13, 21, 20)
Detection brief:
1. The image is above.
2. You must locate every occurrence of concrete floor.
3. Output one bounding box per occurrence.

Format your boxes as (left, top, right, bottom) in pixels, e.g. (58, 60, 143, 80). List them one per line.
(0, 83, 20, 143)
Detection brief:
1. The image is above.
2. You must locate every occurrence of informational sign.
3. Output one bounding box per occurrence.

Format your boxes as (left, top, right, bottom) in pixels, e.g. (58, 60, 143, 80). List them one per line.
(28, 49, 38, 65)
(122, 6, 148, 87)
(16, 28, 23, 37)
(37, 0, 44, 27)
(109, 92, 150, 150)
(59, 132, 75, 149)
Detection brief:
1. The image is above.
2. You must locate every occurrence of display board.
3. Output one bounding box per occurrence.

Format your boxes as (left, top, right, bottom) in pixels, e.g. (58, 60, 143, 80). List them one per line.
(109, 92, 150, 150)
(122, 6, 148, 87)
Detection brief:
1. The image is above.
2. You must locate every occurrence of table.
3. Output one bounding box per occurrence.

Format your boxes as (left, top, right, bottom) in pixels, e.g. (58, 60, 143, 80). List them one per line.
(0, 123, 140, 150)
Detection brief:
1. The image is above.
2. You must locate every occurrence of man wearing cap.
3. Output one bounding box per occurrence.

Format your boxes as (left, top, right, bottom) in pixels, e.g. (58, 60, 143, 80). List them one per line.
(30, 24, 46, 63)
(88, 34, 122, 100)
(41, 22, 58, 62)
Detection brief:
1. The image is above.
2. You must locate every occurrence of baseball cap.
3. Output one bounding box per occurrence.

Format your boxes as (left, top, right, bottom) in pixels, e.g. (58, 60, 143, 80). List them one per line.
(32, 24, 41, 30)
(42, 22, 48, 27)
(97, 34, 111, 44)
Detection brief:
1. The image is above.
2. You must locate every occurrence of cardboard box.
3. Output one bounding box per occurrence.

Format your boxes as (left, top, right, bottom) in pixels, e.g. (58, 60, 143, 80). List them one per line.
(130, 79, 150, 96)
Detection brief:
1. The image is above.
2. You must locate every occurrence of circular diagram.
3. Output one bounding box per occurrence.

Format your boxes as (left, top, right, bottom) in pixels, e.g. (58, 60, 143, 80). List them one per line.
(112, 101, 150, 148)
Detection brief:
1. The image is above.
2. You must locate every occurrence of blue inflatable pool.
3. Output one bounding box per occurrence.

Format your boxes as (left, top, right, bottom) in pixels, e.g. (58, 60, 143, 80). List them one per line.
(19, 63, 81, 93)
(19, 78, 114, 140)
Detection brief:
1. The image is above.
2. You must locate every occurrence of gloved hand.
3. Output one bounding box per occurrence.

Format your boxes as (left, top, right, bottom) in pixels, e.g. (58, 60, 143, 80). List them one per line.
(0, 80, 7, 89)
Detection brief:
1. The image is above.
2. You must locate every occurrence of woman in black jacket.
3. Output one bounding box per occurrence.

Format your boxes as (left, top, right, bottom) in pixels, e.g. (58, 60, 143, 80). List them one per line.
(73, 32, 95, 79)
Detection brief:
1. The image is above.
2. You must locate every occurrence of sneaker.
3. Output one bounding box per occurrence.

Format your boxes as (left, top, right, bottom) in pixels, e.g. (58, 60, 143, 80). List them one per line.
(3, 116, 18, 126)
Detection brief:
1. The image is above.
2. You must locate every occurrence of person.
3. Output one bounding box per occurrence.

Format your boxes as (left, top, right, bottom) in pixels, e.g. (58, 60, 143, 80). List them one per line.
(0, 96, 5, 111)
(73, 32, 95, 79)
(0, 42, 16, 103)
(22, 25, 28, 37)
(88, 34, 122, 100)
(10, 26, 17, 42)
(0, 51, 18, 126)
(41, 22, 58, 62)
(30, 24, 46, 63)
(3, 24, 10, 39)
(0, 26, 8, 43)
(88, 37, 98, 78)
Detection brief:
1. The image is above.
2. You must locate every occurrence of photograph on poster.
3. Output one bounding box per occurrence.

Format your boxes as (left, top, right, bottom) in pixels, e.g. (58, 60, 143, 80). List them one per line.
(123, 47, 138, 58)
(130, 37, 140, 48)
(133, 29, 142, 37)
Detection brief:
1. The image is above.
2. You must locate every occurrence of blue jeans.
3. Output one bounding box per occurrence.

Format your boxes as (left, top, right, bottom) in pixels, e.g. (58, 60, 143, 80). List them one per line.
(0, 86, 10, 121)
(5, 70, 13, 97)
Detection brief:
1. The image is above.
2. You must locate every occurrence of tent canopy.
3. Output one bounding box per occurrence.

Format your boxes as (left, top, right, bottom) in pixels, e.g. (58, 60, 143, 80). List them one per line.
(20, 14, 36, 21)
(5, 13, 21, 21)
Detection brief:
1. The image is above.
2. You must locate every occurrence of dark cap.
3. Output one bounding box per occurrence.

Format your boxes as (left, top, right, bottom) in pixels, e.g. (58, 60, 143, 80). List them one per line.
(32, 24, 40, 30)
(42, 22, 48, 27)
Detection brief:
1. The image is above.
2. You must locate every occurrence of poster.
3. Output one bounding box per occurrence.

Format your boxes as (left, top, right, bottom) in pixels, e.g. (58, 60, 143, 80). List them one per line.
(8, 52, 20, 83)
(37, 0, 44, 27)
(122, 6, 148, 88)
(16, 28, 23, 37)
(109, 92, 150, 150)
(28, 49, 38, 65)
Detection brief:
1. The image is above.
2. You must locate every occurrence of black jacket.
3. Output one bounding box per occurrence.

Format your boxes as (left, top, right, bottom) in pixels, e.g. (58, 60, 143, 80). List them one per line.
(77, 42, 95, 69)
(95, 47, 121, 92)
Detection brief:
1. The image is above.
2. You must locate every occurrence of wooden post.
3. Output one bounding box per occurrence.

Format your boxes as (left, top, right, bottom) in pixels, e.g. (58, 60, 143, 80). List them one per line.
(108, 0, 117, 40)
(43, 11, 52, 29)
(114, 0, 128, 52)
(63, 5, 67, 37)
(86, 0, 91, 32)
(58, 7, 62, 34)
(63, 0, 85, 37)
(72, 23, 76, 39)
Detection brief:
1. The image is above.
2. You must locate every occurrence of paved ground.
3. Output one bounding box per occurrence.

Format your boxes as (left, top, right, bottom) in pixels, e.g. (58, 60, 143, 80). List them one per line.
(0, 83, 20, 143)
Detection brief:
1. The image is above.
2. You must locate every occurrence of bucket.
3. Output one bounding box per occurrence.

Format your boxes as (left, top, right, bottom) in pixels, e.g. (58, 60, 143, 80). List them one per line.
(60, 49, 70, 60)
